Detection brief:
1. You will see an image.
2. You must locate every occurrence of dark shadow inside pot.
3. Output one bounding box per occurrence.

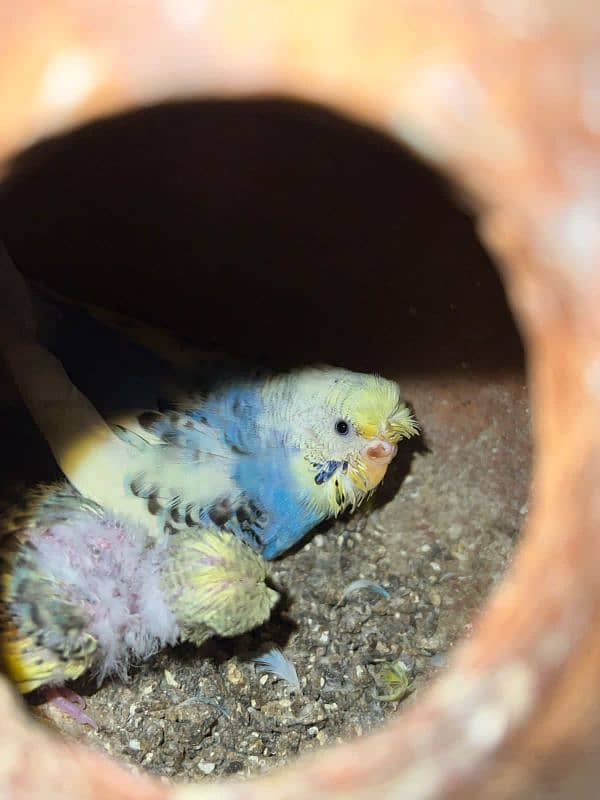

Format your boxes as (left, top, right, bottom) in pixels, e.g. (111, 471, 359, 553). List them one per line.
(0, 97, 523, 371)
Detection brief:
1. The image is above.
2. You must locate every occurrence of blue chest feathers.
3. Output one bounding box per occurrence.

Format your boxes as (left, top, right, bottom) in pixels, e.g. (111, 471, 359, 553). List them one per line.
(235, 449, 323, 559)
(190, 382, 324, 558)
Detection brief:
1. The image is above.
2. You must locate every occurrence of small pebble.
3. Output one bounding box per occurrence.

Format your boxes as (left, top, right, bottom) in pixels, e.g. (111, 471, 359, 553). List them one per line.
(226, 662, 244, 685)
(164, 669, 179, 688)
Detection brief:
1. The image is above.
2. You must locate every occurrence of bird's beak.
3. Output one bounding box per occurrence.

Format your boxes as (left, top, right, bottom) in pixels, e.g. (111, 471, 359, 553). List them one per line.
(361, 438, 398, 489)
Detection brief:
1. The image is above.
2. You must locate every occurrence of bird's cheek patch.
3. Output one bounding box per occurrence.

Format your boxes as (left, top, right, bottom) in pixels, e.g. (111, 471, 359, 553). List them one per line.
(313, 460, 340, 485)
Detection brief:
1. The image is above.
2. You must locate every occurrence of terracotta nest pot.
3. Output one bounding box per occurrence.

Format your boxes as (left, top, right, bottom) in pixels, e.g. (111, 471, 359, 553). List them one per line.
(1, 2, 600, 798)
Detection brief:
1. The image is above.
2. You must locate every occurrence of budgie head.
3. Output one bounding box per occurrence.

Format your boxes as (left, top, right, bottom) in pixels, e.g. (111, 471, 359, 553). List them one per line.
(269, 367, 419, 518)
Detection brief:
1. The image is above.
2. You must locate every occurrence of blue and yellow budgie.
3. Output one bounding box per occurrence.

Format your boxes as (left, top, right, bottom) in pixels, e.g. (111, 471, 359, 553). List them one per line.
(0, 484, 278, 725)
(107, 366, 419, 558)
(2, 274, 420, 560)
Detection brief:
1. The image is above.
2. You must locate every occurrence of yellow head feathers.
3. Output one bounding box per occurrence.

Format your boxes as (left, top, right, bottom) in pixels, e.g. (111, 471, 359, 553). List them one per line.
(328, 371, 418, 444)
(279, 366, 418, 444)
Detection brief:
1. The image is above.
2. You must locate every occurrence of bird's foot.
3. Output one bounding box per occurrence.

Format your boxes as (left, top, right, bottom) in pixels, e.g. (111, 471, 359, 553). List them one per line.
(42, 686, 98, 729)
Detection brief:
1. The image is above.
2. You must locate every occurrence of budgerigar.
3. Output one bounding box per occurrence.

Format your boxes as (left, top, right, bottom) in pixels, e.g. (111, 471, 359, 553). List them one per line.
(0, 263, 419, 559)
(107, 365, 419, 559)
(0, 484, 278, 724)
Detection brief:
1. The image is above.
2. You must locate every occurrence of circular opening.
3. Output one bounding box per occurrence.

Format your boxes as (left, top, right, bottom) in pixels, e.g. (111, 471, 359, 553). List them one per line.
(0, 98, 530, 780)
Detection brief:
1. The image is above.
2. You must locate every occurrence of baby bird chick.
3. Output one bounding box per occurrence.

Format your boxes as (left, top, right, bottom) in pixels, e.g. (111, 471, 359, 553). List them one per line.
(0, 485, 278, 724)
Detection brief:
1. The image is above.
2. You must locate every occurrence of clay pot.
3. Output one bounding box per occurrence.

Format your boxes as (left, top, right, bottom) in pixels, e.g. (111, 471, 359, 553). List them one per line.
(1, 3, 599, 798)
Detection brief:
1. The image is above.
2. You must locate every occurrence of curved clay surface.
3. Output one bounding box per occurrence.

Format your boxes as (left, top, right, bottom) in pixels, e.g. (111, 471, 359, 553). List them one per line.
(1, 3, 600, 798)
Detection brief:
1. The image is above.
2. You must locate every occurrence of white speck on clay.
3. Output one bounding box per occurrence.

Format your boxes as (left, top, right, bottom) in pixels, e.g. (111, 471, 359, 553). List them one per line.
(414, 64, 486, 126)
(382, 762, 444, 800)
(537, 191, 600, 279)
(394, 63, 526, 167)
(438, 660, 534, 738)
(581, 54, 600, 135)
(466, 704, 508, 751)
(436, 669, 476, 709)
(395, 120, 457, 163)
(586, 358, 600, 398)
(536, 630, 575, 668)
(38, 50, 100, 116)
(558, 198, 600, 275)
(394, 64, 485, 163)
(498, 660, 536, 720)
(159, 0, 208, 30)
(481, 0, 550, 38)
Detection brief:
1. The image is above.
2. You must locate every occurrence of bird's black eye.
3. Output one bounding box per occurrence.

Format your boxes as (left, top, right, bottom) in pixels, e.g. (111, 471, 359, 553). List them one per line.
(335, 419, 349, 436)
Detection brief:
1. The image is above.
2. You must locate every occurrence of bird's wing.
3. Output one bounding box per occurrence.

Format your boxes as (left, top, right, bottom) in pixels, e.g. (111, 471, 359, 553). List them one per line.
(106, 403, 280, 552)
(0, 527, 97, 693)
(0, 242, 275, 546)
(0, 244, 198, 527)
